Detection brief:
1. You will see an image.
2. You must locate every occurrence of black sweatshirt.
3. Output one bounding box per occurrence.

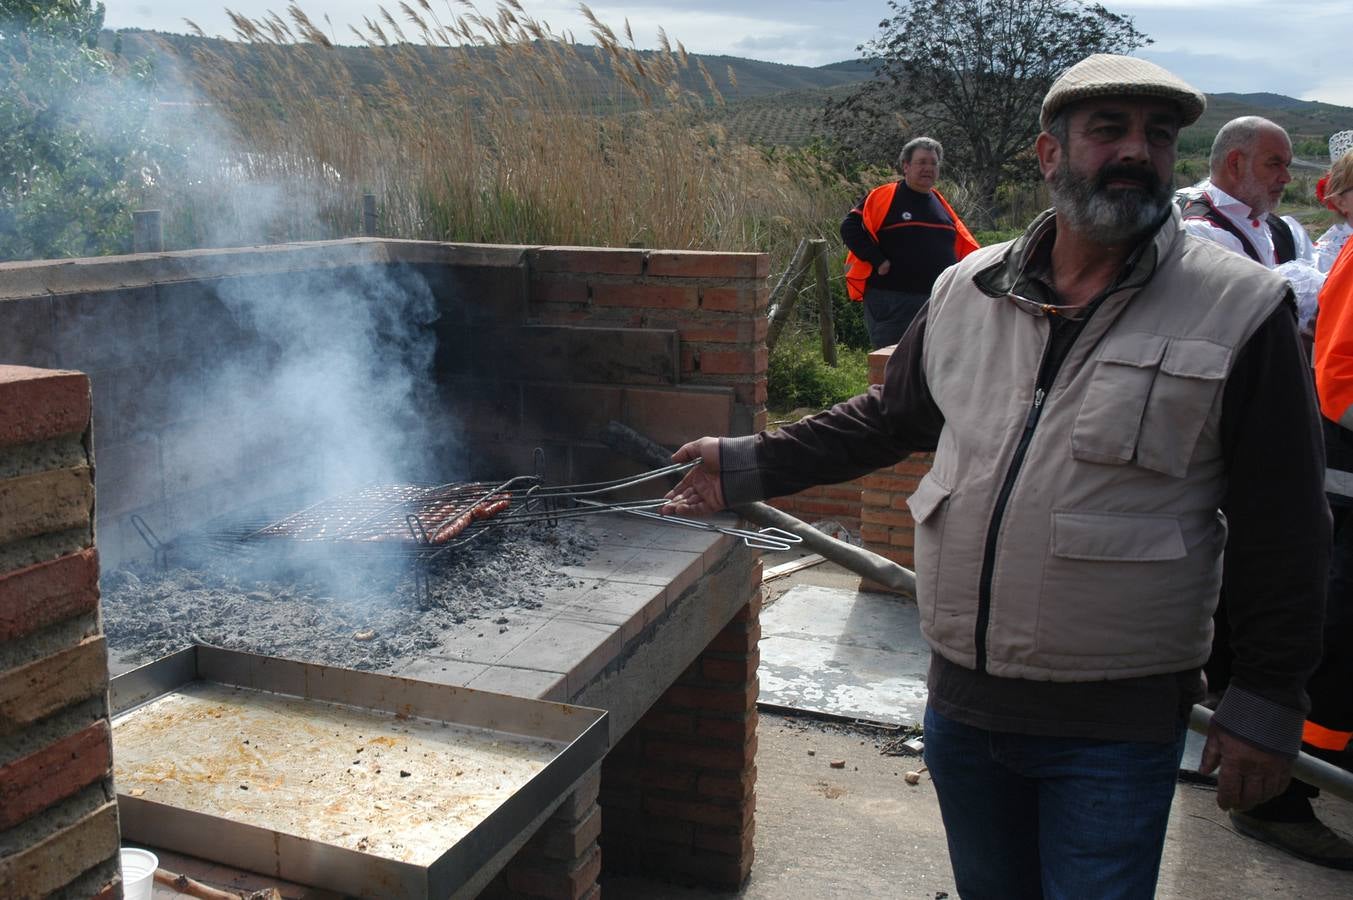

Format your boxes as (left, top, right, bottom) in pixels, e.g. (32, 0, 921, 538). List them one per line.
(841, 183, 958, 295)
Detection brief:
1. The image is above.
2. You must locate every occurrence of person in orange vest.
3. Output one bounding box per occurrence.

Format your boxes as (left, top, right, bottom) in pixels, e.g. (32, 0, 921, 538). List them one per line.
(842, 137, 978, 349)
(1275, 147, 1353, 869)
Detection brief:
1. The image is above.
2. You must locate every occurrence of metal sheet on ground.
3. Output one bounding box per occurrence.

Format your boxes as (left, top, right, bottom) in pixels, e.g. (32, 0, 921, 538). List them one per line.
(758, 584, 929, 726)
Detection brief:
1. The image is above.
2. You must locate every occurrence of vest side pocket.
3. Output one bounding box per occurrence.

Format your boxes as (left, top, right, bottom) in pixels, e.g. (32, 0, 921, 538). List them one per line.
(1136, 339, 1230, 477)
(906, 472, 953, 628)
(1070, 333, 1167, 465)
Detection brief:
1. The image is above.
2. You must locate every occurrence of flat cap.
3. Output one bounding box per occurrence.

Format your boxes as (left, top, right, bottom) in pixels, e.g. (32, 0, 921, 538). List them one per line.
(1041, 54, 1205, 130)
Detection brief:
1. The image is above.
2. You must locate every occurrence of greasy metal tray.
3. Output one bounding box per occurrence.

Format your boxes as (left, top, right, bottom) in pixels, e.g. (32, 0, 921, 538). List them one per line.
(110, 646, 608, 899)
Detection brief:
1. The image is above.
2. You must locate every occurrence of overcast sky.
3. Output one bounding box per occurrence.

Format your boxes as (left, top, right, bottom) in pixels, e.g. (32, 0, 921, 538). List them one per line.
(104, 1, 1353, 111)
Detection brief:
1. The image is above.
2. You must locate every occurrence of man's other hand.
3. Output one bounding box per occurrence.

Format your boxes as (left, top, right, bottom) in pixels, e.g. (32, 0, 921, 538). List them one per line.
(877, 259, 892, 275)
(1199, 723, 1294, 811)
(662, 438, 725, 516)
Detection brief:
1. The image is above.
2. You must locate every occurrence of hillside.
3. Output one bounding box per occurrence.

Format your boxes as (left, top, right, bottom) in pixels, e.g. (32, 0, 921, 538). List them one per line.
(102, 30, 1352, 152)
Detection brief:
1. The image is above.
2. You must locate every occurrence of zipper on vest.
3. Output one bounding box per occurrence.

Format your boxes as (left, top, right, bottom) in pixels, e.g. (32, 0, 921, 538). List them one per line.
(975, 346, 1057, 673)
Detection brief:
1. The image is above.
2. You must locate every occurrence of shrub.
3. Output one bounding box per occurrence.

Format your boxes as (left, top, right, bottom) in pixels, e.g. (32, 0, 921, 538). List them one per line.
(767, 330, 871, 411)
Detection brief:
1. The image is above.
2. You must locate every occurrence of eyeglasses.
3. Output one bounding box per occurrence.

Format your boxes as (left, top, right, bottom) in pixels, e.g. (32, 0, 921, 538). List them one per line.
(1002, 249, 1094, 321)
(1005, 289, 1095, 322)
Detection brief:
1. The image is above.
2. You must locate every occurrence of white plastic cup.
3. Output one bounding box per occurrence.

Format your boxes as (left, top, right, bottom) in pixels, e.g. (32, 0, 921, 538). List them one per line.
(120, 847, 158, 900)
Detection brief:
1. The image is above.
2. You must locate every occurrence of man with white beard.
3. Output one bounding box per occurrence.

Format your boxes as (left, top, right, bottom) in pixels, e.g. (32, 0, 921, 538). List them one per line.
(662, 55, 1329, 896)
(1177, 117, 1322, 328)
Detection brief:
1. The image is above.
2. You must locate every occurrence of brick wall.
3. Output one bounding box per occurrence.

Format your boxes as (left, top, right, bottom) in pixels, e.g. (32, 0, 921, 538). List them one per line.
(765, 479, 865, 533)
(478, 768, 603, 900)
(0, 366, 122, 899)
(598, 566, 761, 891)
(859, 348, 932, 592)
(526, 248, 769, 438)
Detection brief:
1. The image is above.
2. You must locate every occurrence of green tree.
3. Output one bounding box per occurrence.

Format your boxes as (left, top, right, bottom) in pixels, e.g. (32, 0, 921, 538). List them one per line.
(1, 0, 154, 260)
(823, 0, 1150, 226)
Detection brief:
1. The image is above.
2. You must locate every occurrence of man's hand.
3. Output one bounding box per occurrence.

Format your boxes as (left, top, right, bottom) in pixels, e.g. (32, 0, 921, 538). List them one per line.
(661, 438, 725, 516)
(1199, 723, 1294, 811)
(877, 259, 892, 275)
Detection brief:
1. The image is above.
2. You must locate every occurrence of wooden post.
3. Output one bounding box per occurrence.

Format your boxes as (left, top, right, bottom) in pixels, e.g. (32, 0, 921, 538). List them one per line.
(765, 239, 814, 352)
(810, 239, 837, 367)
(132, 210, 163, 253)
(362, 193, 377, 236)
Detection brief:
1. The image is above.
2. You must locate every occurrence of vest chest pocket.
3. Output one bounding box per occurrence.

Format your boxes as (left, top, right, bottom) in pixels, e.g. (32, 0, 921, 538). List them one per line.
(1071, 335, 1229, 477)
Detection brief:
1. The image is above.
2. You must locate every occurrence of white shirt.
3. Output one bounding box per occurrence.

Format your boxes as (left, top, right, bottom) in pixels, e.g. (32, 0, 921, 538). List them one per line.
(1178, 180, 1322, 330)
(1178, 180, 1316, 268)
(1316, 222, 1352, 274)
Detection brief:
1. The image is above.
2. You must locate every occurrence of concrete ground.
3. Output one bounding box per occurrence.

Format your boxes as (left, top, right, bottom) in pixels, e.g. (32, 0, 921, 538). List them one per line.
(605, 559, 1353, 900)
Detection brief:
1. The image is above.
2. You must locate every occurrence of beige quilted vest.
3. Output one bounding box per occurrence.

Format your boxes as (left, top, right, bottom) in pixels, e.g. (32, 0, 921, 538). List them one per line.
(912, 207, 1289, 681)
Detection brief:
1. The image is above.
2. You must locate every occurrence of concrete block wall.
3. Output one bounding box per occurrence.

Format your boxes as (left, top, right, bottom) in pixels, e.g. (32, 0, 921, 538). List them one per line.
(0, 366, 122, 900)
(598, 568, 762, 891)
(860, 347, 932, 590)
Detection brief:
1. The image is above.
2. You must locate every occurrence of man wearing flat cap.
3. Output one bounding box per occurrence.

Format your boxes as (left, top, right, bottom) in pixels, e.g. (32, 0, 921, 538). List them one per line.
(663, 53, 1329, 896)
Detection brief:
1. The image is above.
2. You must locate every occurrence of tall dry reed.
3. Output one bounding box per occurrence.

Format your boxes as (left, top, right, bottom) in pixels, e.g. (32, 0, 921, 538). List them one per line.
(138, 1, 856, 270)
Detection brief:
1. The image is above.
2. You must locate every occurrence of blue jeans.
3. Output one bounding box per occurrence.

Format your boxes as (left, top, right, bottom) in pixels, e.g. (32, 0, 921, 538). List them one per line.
(923, 705, 1187, 900)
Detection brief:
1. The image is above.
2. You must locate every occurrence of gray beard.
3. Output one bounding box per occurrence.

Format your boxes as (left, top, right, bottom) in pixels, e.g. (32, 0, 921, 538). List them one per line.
(1049, 161, 1172, 245)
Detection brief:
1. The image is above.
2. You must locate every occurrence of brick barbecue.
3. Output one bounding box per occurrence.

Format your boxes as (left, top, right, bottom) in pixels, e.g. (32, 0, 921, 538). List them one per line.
(1, 239, 774, 898)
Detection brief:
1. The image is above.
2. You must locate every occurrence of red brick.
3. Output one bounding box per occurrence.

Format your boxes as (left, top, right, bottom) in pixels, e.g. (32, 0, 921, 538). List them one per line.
(693, 820, 755, 857)
(504, 842, 601, 900)
(592, 283, 698, 311)
(702, 654, 759, 684)
(889, 528, 917, 548)
(642, 816, 696, 847)
(0, 800, 119, 898)
(622, 387, 732, 447)
(733, 380, 769, 406)
(705, 619, 760, 653)
(662, 684, 755, 714)
(0, 465, 94, 545)
(676, 322, 752, 344)
(699, 349, 765, 376)
(0, 367, 90, 448)
(0, 548, 99, 642)
(860, 472, 908, 491)
(753, 317, 769, 341)
(526, 805, 602, 861)
(531, 247, 645, 275)
(697, 766, 757, 801)
(695, 712, 757, 745)
(730, 596, 761, 623)
(0, 721, 111, 829)
(893, 455, 935, 476)
(645, 735, 757, 771)
(0, 636, 108, 734)
(650, 849, 754, 890)
(529, 276, 589, 304)
(640, 710, 696, 736)
(646, 251, 768, 279)
(640, 768, 698, 793)
(700, 287, 757, 312)
(860, 524, 891, 545)
(862, 507, 919, 529)
(861, 490, 893, 508)
(643, 794, 755, 831)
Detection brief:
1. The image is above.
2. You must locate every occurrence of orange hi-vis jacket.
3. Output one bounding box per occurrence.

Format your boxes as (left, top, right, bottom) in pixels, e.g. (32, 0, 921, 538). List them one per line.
(1309, 237, 1353, 754)
(843, 181, 979, 301)
(1315, 241, 1353, 434)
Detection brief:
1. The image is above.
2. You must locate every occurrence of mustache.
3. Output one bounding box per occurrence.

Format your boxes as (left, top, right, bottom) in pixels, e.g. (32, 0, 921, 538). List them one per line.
(1097, 164, 1161, 192)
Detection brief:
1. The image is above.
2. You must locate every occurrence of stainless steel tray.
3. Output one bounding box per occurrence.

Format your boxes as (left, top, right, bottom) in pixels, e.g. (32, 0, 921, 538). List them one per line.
(110, 646, 608, 899)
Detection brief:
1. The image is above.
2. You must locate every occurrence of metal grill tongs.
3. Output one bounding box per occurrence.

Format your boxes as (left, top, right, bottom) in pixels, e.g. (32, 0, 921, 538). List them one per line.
(516, 460, 803, 552)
